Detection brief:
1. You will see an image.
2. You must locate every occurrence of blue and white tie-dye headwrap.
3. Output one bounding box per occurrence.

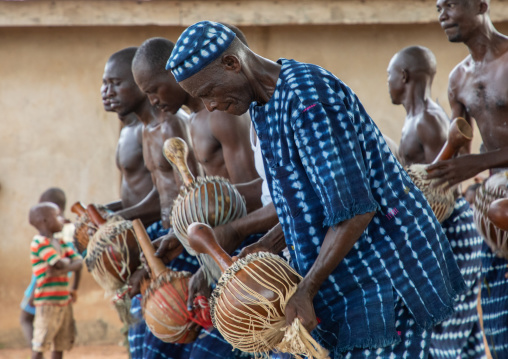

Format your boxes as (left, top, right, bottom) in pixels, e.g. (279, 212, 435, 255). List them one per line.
(166, 21, 236, 82)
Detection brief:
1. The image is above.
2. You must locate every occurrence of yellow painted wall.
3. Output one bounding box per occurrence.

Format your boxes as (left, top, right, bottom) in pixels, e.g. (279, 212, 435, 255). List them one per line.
(1, 22, 504, 347)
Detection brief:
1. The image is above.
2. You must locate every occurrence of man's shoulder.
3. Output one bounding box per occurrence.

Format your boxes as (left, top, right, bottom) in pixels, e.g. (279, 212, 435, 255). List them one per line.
(421, 101, 449, 126)
(160, 111, 189, 136)
(449, 54, 473, 77)
(209, 110, 250, 131)
(281, 59, 355, 114)
(120, 120, 144, 137)
(280, 58, 334, 83)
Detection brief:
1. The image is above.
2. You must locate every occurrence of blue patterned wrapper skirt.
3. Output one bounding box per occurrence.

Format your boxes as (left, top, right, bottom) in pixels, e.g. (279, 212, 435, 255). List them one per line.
(429, 198, 485, 359)
(481, 242, 508, 358)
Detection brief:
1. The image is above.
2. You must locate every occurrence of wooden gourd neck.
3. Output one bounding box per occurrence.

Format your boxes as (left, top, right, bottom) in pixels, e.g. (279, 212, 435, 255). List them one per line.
(187, 222, 233, 273)
(163, 137, 195, 187)
(132, 219, 168, 278)
(431, 117, 473, 165)
(86, 204, 107, 226)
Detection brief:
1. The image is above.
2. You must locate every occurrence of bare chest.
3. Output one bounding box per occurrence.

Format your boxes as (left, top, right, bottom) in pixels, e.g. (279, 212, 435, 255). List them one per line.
(457, 69, 508, 115)
(399, 122, 426, 166)
(455, 60, 508, 148)
(190, 119, 226, 177)
(117, 130, 144, 172)
(142, 126, 172, 173)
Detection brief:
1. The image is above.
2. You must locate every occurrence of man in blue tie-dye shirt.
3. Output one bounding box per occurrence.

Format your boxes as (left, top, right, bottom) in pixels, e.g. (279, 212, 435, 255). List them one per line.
(166, 21, 466, 358)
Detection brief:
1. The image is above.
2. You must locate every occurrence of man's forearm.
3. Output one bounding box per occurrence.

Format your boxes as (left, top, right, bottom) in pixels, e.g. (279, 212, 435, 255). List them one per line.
(257, 223, 286, 254)
(235, 178, 263, 213)
(480, 147, 508, 171)
(105, 200, 123, 212)
(216, 203, 279, 255)
(115, 186, 161, 224)
(231, 203, 278, 241)
(300, 211, 375, 298)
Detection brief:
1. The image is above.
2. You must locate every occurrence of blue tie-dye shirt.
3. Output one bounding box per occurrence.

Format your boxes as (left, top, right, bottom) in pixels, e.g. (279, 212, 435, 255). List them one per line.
(249, 58, 466, 354)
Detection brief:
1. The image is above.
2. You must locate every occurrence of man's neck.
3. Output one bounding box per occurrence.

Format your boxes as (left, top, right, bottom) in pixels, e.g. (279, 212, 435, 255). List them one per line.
(250, 56, 281, 105)
(185, 95, 205, 113)
(133, 99, 157, 126)
(464, 21, 501, 62)
(402, 82, 431, 118)
(119, 112, 138, 127)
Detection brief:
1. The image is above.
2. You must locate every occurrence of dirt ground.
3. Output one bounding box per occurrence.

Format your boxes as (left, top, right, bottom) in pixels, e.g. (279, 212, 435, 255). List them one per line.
(0, 345, 128, 359)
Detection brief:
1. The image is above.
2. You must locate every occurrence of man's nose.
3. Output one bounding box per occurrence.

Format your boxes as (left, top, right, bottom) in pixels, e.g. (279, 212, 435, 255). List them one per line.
(148, 94, 159, 106)
(105, 84, 115, 96)
(438, 8, 448, 22)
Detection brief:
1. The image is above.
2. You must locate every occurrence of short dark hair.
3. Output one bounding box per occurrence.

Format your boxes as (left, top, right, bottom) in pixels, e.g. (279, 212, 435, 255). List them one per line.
(109, 47, 138, 66)
(134, 37, 175, 75)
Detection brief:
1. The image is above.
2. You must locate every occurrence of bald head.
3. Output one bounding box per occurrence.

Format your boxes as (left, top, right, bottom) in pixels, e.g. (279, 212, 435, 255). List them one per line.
(39, 187, 66, 212)
(133, 37, 175, 76)
(387, 46, 438, 105)
(392, 46, 437, 78)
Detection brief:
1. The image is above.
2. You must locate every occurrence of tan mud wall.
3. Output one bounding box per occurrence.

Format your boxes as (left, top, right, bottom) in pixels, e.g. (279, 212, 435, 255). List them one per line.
(1, 22, 504, 348)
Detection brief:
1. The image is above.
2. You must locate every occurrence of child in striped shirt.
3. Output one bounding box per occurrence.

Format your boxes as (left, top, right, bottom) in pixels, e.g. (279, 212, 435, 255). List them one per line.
(29, 202, 82, 359)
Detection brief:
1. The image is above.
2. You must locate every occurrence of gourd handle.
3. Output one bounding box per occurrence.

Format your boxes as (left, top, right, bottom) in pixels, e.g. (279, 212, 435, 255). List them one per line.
(431, 117, 473, 165)
(132, 219, 168, 278)
(71, 201, 87, 217)
(187, 222, 233, 273)
(487, 198, 508, 231)
(86, 204, 107, 226)
(163, 137, 195, 187)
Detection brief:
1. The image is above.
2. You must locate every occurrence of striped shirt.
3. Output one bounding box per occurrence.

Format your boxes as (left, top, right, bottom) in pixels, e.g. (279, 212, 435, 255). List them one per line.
(250, 58, 466, 353)
(30, 234, 80, 306)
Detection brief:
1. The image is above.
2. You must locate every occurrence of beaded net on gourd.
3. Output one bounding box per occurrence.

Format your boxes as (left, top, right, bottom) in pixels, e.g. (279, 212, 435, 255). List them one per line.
(86, 217, 141, 324)
(171, 176, 247, 282)
(73, 205, 112, 254)
(141, 270, 212, 344)
(210, 252, 329, 359)
(406, 164, 455, 222)
(473, 171, 508, 259)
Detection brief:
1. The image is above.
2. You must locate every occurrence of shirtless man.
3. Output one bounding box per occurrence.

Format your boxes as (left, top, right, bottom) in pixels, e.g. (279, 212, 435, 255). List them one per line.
(132, 33, 266, 268)
(429, 0, 508, 184)
(429, 1, 508, 356)
(101, 62, 160, 226)
(387, 46, 449, 166)
(103, 47, 201, 359)
(132, 32, 262, 214)
(132, 31, 271, 359)
(388, 45, 485, 359)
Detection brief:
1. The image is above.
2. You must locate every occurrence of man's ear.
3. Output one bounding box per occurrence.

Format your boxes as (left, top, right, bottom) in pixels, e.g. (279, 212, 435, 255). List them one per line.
(222, 54, 241, 72)
(402, 69, 409, 84)
(478, 0, 488, 15)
